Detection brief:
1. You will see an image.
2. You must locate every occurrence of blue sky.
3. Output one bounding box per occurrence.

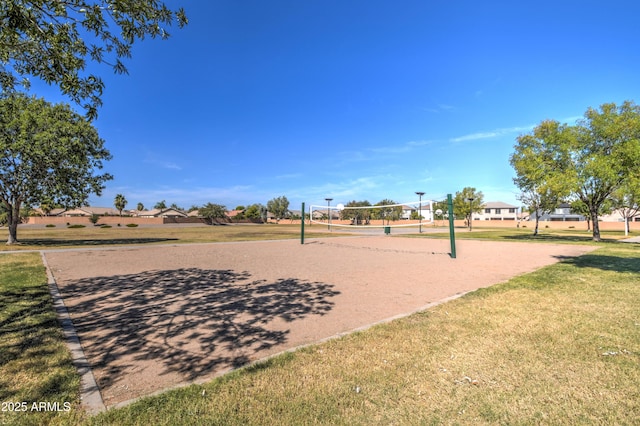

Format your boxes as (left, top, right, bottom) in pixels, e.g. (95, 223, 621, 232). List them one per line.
(31, 1, 640, 210)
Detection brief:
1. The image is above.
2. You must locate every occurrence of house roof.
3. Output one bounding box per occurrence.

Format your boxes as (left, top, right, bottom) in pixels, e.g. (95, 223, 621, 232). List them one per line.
(136, 208, 187, 217)
(64, 206, 120, 216)
(33, 207, 67, 216)
(483, 201, 517, 209)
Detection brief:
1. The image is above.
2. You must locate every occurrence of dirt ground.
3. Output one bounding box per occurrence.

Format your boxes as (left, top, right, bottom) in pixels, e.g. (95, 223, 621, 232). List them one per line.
(44, 236, 595, 407)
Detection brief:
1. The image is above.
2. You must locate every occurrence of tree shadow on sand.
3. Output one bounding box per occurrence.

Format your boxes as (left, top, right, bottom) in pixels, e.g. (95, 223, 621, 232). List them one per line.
(59, 268, 339, 397)
(15, 237, 179, 247)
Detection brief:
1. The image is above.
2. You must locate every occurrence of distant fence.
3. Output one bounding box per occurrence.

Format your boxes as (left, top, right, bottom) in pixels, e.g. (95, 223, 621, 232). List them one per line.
(25, 216, 635, 232)
(26, 216, 164, 226)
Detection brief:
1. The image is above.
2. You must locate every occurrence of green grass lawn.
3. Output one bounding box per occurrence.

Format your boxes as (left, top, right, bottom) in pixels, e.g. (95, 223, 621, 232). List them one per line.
(1, 228, 639, 425)
(0, 253, 81, 426)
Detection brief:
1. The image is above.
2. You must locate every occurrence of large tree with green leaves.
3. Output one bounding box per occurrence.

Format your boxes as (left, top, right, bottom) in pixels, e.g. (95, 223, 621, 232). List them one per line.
(510, 120, 571, 236)
(340, 200, 372, 225)
(0, 93, 112, 244)
(372, 199, 402, 225)
(452, 187, 484, 230)
(267, 196, 290, 223)
(1, 1, 188, 119)
(244, 203, 267, 222)
(512, 101, 640, 241)
(573, 102, 640, 240)
(199, 202, 227, 225)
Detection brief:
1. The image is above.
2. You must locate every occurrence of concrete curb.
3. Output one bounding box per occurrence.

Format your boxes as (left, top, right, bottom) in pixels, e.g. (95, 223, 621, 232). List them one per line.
(41, 252, 106, 414)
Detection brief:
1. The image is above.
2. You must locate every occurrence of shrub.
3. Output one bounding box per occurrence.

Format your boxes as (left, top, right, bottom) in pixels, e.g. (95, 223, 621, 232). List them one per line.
(45, 224, 56, 228)
(126, 223, 138, 228)
(68, 224, 85, 228)
(89, 213, 100, 225)
(100, 225, 112, 229)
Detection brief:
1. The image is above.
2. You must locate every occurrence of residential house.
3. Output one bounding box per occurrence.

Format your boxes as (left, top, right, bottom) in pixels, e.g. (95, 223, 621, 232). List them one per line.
(225, 210, 244, 219)
(33, 207, 68, 216)
(311, 209, 339, 220)
(599, 208, 640, 222)
(400, 204, 433, 221)
(57, 206, 120, 217)
(534, 203, 585, 221)
(135, 208, 188, 218)
(474, 201, 519, 221)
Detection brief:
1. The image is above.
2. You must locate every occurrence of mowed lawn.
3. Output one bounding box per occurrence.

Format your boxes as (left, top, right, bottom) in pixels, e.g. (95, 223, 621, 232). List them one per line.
(0, 226, 639, 425)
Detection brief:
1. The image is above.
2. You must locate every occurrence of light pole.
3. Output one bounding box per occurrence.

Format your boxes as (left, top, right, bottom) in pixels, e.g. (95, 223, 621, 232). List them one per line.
(467, 197, 475, 231)
(415, 191, 425, 233)
(325, 198, 333, 231)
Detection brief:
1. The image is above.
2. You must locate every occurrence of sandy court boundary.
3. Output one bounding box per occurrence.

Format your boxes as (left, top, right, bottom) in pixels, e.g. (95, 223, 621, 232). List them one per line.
(43, 236, 596, 408)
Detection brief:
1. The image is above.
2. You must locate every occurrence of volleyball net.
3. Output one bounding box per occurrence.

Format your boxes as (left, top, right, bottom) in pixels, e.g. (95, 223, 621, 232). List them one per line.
(308, 198, 443, 229)
(300, 194, 457, 258)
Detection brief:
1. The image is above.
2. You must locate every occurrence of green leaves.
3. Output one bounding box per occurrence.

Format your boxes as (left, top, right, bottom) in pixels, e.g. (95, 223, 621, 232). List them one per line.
(511, 101, 640, 241)
(199, 202, 227, 223)
(114, 193, 127, 215)
(0, 93, 112, 243)
(0, 1, 188, 120)
(267, 196, 290, 223)
(452, 188, 484, 221)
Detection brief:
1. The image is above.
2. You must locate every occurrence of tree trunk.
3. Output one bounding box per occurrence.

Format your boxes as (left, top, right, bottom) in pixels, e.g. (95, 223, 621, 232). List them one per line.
(6, 202, 20, 245)
(625, 217, 630, 236)
(590, 208, 601, 242)
(533, 211, 540, 236)
(7, 221, 19, 244)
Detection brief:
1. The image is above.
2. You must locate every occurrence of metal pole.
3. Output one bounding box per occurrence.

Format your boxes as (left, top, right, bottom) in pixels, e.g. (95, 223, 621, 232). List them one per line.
(416, 191, 425, 233)
(325, 198, 333, 231)
(447, 194, 456, 259)
(300, 202, 305, 244)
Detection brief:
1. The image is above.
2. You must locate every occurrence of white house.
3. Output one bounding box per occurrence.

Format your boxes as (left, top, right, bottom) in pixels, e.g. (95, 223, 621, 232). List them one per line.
(400, 204, 433, 221)
(474, 201, 519, 221)
(533, 203, 585, 221)
(599, 208, 640, 222)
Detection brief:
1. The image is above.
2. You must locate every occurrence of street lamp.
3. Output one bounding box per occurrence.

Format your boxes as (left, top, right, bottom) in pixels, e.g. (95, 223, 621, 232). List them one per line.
(415, 191, 425, 233)
(466, 197, 475, 231)
(325, 198, 333, 231)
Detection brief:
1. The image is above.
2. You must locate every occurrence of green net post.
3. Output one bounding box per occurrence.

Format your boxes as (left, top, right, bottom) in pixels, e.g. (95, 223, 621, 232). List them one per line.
(301, 202, 305, 245)
(447, 194, 456, 258)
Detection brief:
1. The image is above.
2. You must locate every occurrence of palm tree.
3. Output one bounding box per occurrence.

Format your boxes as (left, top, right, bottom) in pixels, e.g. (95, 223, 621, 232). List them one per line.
(114, 194, 127, 217)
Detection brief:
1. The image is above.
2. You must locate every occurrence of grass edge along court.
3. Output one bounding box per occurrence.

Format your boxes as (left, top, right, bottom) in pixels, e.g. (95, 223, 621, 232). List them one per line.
(0, 236, 638, 425)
